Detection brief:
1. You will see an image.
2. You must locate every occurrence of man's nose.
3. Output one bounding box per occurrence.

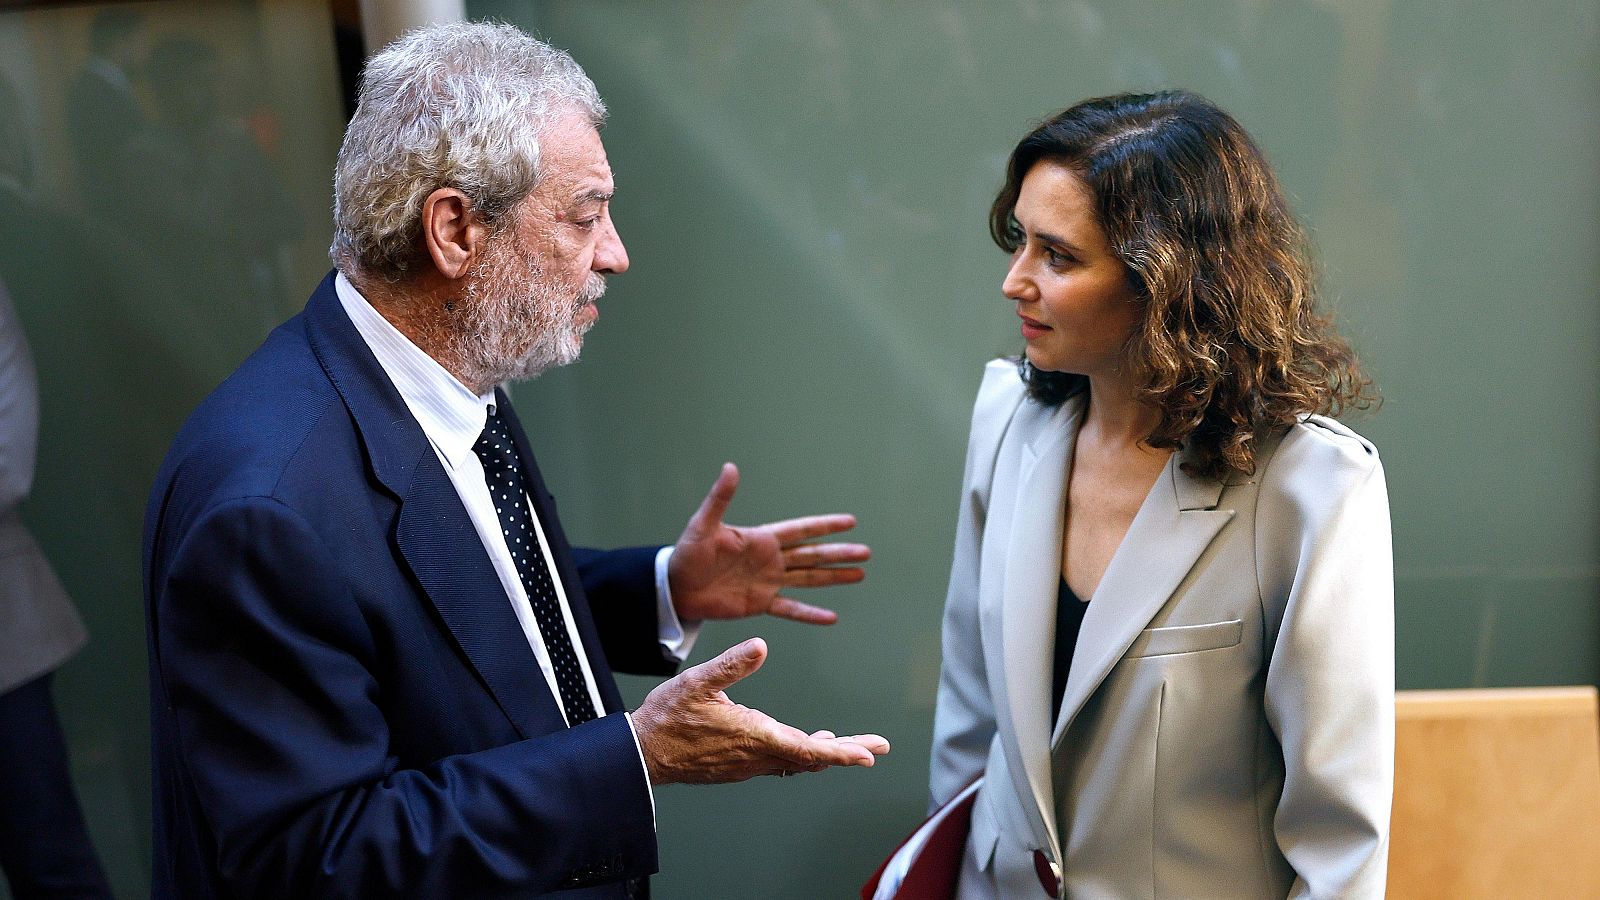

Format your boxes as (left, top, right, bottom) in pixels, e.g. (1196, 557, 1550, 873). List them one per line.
(594, 213, 628, 275)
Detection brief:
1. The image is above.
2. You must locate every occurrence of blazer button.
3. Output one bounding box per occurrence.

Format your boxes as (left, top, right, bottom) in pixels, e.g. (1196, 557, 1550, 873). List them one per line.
(1031, 849, 1061, 898)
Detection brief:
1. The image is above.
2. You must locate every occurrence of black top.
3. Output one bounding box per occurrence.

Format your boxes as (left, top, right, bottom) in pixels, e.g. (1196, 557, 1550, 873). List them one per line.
(1051, 577, 1090, 724)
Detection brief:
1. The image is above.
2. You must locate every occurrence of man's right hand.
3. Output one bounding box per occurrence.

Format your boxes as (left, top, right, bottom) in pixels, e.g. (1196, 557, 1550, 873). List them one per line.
(632, 638, 890, 785)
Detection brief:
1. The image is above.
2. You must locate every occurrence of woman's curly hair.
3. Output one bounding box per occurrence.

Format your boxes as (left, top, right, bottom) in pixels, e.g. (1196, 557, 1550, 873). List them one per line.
(991, 91, 1374, 481)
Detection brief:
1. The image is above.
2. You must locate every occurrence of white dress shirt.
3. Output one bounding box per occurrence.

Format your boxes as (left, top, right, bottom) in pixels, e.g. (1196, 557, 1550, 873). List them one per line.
(335, 273, 698, 807)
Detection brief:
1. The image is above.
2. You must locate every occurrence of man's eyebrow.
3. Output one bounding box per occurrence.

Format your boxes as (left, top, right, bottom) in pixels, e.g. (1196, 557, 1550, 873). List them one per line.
(572, 188, 614, 205)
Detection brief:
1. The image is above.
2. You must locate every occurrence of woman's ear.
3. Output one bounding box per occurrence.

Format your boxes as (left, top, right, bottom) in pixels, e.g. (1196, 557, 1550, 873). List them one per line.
(420, 188, 490, 279)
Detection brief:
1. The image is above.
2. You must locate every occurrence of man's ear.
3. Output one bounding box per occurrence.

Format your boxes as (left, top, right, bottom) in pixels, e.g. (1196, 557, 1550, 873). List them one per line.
(420, 188, 490, 279)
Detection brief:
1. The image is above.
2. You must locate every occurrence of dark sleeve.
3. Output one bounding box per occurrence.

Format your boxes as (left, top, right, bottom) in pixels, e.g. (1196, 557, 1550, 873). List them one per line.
(153, 497, 657, 899)
(572, 545, 680, 678)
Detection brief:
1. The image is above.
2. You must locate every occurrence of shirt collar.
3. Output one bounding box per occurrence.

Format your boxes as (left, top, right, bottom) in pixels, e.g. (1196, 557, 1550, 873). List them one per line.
(334, 271, 494, 470)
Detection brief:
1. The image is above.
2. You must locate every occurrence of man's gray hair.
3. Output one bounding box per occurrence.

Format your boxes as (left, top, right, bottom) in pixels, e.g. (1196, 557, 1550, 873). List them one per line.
(330, 21, 606, 281)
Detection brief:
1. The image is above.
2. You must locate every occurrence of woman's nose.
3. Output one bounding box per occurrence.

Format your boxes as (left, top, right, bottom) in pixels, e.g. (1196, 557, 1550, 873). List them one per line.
(1001, 251, 1033, 302)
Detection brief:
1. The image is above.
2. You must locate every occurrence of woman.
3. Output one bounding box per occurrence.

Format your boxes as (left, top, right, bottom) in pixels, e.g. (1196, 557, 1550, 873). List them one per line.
(930, 91, 1392, 899)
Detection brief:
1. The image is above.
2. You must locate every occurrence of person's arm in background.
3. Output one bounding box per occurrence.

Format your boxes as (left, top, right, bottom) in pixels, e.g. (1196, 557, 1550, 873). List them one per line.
(0, 277, 39, 512)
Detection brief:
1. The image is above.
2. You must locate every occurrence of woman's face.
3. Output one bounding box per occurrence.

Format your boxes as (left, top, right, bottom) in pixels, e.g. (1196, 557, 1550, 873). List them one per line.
(1002, 160, 1140, 379)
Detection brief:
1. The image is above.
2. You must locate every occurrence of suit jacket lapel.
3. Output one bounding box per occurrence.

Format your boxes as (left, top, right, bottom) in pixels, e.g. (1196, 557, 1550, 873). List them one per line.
(997, 395, 1081, 857)
(302, 274, 560, 739)
(394, 464, 565, 738)
(1050, 449, 1233, 747)
(495, 393, 626, 715)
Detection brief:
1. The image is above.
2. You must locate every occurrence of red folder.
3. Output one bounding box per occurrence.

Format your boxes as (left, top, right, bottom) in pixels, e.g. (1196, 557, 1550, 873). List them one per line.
(861, 777, 984, 900)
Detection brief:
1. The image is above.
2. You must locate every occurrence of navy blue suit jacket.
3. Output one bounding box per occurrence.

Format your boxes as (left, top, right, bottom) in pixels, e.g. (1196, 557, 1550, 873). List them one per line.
(144, 273, 677, 898)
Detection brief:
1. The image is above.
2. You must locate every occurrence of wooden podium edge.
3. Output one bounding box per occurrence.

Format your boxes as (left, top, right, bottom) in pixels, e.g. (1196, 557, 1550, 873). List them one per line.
(1395, 685, 1599, 720)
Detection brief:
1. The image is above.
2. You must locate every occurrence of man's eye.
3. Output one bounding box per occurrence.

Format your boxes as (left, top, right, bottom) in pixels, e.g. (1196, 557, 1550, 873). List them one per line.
(574, 217, 600, 231)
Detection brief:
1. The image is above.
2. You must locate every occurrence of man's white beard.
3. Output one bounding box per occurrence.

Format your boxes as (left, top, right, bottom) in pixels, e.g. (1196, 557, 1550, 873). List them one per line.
(449, 235, 604, 391)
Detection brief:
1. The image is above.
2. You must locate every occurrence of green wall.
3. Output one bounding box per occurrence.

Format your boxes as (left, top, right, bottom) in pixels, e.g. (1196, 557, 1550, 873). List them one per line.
(2, 1, 1596, 897)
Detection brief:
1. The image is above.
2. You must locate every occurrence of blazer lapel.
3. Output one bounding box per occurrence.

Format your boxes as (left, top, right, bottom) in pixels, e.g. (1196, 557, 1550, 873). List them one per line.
(393, 463, 565, 739)
(997, 395, 1082, 857)
(303, 274, 560, 739)
(1050, 450, 1233, 746)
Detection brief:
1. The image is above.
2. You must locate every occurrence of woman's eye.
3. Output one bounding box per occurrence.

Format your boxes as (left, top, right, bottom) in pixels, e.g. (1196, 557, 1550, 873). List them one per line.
(1045, 248, 1072, 268)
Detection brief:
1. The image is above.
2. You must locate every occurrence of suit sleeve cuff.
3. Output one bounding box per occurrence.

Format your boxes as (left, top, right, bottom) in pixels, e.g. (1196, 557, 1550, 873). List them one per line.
(654, 546, 701, 662)
(623, 711, 657, 829)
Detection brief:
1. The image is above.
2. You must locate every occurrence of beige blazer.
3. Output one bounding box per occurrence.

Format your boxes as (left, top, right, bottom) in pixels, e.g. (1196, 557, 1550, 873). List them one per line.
(931, 360, 1393, 899)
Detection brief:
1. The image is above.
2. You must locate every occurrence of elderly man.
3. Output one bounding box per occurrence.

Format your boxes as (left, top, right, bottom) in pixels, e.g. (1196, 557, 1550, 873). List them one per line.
(144, 22, 886, 900)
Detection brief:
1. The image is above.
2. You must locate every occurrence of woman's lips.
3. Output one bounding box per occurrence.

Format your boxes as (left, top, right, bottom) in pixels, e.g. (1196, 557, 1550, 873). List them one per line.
(1019, 314, 1051, 339)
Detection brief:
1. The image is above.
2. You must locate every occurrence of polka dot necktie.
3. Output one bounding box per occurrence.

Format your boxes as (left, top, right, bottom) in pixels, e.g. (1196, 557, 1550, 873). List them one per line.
(472, 409, 598, 726)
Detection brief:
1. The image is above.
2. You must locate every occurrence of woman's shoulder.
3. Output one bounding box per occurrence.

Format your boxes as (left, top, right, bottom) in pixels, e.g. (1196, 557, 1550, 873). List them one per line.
(1256, 415, 1385, 515)
(1277, 414, 1380, 475)
(955, 360, 1033, 496)
(970, 358, 1029, 431)
(978, 357, 1025, 397)
(1251, 417, 1390, 607)
(1287, 414, 1379, 457)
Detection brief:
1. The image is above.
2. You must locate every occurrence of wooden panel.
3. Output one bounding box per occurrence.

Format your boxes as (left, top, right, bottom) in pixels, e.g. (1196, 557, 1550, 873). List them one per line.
(1388, 686, 1600, 899)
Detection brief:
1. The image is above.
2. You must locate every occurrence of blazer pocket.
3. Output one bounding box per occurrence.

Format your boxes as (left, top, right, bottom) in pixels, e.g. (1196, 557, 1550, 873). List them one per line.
(1124, 619, 1243, 659)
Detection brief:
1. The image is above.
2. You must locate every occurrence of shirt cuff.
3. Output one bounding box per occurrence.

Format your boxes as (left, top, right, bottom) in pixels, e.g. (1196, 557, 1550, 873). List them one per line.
(622, 711, 656, 828)
(654, 546, 701, 662)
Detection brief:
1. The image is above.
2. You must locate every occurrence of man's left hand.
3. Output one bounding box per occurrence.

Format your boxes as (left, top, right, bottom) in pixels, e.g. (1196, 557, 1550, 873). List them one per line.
(669, 463, 869, 625)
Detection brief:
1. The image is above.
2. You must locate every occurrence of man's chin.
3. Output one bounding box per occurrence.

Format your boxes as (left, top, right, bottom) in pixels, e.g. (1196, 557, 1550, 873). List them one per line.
(501, 341, 584, 385)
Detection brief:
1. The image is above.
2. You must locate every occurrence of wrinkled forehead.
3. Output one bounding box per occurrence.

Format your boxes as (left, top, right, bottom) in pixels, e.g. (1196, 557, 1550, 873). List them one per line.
(537, 115, 614, 196)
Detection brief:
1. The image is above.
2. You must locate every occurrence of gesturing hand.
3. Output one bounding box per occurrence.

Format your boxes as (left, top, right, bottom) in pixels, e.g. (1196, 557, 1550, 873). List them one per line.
(632, 638, 890, 785)
(668, 463, 870, 625)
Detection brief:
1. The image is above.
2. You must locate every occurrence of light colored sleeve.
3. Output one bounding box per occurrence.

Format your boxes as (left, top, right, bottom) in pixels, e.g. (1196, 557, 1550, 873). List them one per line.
(930, 360, 1022, 811)
(653, 546, 700, 662)
(1257, 420, 1395, 899)
(0, 277, 40, 510)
